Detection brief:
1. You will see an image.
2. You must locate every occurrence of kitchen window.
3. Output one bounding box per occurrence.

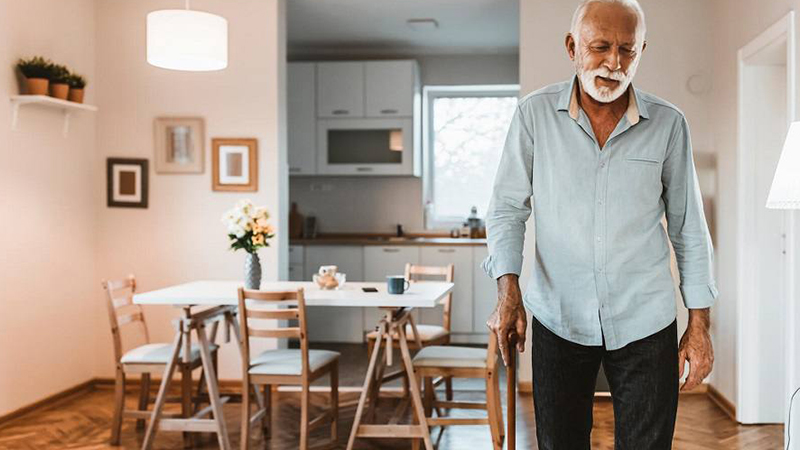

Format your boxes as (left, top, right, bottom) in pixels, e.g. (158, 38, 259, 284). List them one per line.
(423, 85, 520, 229)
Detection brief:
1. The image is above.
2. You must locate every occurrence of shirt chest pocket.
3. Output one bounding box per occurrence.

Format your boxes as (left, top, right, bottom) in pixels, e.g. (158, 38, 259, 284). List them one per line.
(615, 156, 663, 203)
(624, 156, 662, 166)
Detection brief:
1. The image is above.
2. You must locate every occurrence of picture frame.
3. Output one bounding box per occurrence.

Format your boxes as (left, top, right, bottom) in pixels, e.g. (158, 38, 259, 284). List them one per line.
(154, 117, 205, 174)
(107, 158, 149, 208)
(212, 138, 258, 192)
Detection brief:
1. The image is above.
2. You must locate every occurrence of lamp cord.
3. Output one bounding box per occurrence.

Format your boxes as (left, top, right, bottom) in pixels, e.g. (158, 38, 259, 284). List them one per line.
(788, 386, 800, 450)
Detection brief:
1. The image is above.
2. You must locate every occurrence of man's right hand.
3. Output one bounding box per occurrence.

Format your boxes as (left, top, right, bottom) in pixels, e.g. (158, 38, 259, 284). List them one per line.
(486, 274, 527, 366)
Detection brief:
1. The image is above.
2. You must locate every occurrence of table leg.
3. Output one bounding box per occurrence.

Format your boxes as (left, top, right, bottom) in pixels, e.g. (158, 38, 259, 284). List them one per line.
(142, 329, 183, 450)
(197, 321, 231, 450)
(346, 321, 387, 450)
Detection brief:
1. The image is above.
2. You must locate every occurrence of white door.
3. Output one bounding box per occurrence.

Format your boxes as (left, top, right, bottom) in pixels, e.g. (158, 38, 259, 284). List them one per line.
(472, 246, 496, 333)
(737, 16, 794, 425)
(288, 63, 317, 175)
(304, 246, 364, 342)
(365, 60, 416, 117)
(419, 246, 473, 333)
(317, 62, 364, 118)
(363, 246, 420, 332)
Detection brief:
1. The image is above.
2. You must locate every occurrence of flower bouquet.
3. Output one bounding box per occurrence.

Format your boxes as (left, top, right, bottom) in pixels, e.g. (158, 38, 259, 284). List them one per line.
(222, 199, 275, 289)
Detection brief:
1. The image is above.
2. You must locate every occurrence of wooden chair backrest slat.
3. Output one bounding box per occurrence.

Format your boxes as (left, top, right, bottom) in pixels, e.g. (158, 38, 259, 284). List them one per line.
(405, 263, 455, 332)
(238, 288, 310, 377)
(102, 275, 149, 364)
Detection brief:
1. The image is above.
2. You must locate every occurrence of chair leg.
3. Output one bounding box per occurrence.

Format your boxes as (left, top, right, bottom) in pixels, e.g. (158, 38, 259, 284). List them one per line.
(137, 372, 151, 431)
(241, 375, 251, 450)
(445, 376, 454, 402)
(331, 362, 339, 442)
(300, 383, 310, 450)
(424, 377, 434, 419)
(265, 385, 273, 437)
(111, 366, 125, 445)
(485, 371, 503, 450)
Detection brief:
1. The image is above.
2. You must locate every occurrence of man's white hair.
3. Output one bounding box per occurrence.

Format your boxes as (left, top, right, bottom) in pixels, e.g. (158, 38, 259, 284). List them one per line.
(570, 0, 647, 48)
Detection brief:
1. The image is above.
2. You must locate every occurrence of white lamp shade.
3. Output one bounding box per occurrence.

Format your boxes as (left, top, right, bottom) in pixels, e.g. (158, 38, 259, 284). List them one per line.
(766, 121, 800, 209)
(147, 9, 228, 72)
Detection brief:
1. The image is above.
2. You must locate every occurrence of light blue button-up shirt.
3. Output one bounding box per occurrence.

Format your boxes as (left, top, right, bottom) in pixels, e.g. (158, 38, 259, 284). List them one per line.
(482, 76, 718, 350)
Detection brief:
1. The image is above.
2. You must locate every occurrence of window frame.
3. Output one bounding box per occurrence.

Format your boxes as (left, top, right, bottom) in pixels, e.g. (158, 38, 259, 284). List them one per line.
(422, 84, 521, 230)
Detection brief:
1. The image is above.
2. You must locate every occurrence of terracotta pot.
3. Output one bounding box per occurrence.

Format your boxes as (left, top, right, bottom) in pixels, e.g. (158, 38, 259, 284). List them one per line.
(49, 83, 69, 100)
(25, 78, 49, 95)
(68, 88, 84, 103)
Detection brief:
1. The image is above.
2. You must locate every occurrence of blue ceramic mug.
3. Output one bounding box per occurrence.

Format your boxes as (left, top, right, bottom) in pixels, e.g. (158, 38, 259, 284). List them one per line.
(387, 275, 410, 294)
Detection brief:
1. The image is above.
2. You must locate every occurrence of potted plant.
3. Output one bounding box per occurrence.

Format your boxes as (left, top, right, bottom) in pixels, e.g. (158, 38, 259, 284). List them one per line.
(48, 63, 70, 100)
(16, 56, 51, 95)
(67, 73, 87, 103)
(221, 199, 276, 289)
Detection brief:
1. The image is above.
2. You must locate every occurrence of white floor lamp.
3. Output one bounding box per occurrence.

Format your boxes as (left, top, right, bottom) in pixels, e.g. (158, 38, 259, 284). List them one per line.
(766, 121, 800, 450)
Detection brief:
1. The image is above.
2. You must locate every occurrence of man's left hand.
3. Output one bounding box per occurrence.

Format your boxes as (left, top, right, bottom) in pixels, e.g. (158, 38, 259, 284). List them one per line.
(678, 308, 713, 391)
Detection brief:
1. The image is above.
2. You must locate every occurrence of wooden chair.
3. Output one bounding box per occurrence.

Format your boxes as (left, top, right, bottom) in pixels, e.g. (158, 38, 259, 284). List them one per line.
(238, 287, 340, 450)
(102, 275, 217, 445)
(413, 332, 513, 450)
(366, 263, 455, 399)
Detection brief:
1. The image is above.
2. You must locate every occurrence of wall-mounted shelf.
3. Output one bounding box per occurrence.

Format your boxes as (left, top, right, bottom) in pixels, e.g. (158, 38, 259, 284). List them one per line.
(10, 95, 98, 137)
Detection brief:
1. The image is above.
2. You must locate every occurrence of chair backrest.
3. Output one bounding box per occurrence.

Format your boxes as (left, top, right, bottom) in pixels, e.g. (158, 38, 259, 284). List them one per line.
(102, 275, 149, 363)
(405, 263, 455, 331)
(237, 288, 309, 376)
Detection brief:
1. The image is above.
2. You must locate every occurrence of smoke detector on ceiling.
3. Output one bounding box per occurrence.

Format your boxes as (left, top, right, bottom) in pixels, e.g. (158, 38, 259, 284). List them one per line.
(406, 18, 439, 31)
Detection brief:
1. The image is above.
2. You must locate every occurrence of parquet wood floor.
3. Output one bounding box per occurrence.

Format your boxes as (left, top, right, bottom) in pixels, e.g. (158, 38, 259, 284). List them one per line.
(0, 386, 783, 449)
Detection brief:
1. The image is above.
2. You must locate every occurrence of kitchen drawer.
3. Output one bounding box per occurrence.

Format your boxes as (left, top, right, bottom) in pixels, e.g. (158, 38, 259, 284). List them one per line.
(419, 246, 473, 333)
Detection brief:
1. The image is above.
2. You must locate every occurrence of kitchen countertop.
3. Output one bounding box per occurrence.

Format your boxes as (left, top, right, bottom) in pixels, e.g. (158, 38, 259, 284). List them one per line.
(290, 236, 487, 246)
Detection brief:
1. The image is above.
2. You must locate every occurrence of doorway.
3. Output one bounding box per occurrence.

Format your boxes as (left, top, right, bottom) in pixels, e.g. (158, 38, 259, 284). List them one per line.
(736, 11, 796, 425)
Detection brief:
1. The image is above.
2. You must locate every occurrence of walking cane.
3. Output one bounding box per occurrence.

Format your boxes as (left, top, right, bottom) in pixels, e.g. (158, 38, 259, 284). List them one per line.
(507, 331, 517, 450)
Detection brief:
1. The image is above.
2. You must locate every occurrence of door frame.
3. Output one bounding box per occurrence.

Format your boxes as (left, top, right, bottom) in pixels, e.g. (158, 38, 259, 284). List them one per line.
(736, 10, 796, 425)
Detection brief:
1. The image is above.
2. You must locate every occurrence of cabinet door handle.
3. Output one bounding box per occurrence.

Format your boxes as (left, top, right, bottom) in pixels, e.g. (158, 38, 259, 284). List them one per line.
(289, 167, 300, 173)
(380, 108, 398, 114)
(332, 109, 349, 115)
(383, 248, 400, 253)
(356, 167, 373, 172)
(438, 248, 456, 253)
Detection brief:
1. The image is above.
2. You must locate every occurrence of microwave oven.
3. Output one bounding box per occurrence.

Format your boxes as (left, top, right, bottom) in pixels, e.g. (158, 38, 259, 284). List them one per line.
(316, 118, 416, 176)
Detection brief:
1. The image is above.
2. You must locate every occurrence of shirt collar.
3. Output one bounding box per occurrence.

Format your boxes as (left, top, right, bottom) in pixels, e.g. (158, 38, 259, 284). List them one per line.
(557, 75, 649, 125)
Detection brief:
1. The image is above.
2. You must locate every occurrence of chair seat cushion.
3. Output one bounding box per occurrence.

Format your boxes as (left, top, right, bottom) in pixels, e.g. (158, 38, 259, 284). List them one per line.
(121, 342, 217, 365)
(249, 349, 339, 376)
(366, 324, 449, 343)
(412, 345, 491, 369)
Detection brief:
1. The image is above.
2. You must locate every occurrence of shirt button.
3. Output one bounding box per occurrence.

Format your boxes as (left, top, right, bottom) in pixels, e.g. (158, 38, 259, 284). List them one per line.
(600, 162, 606, 168)
(598, 200, 603, 204)
(597, 268, 604, 272)
(596, 237, 601, 242)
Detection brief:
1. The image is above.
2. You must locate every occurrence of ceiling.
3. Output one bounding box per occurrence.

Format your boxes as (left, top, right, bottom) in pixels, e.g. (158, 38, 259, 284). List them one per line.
(287, 0, 519, 57)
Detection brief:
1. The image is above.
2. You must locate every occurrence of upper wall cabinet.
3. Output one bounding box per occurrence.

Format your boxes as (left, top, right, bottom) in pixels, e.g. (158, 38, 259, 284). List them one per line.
(288, 63, 317, 175)
(317, 62, 365, 118)
(365, 61, 417, 117)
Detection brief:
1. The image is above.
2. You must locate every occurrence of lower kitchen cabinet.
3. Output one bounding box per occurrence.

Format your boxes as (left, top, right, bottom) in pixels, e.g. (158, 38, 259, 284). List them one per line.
(304, 245, 364, 342)
(472, 246, 498, 336)
(419, 246, 473, 333)
(363, 246, 420, 332)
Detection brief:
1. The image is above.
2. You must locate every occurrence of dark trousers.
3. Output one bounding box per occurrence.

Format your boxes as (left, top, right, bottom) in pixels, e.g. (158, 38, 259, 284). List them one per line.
(530, 315, 679, 450)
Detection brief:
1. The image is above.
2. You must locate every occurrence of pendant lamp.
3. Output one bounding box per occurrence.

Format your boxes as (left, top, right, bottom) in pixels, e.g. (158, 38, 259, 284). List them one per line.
(147, 0, 228, 72)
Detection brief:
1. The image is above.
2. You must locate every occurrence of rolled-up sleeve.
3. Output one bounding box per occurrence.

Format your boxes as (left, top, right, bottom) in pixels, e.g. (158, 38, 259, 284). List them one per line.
(481, 105, 534, 279)
(661, 117, 719, 309)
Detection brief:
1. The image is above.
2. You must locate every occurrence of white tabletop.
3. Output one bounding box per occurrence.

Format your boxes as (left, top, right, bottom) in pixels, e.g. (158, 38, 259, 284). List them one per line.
(133, 280, 454, 308)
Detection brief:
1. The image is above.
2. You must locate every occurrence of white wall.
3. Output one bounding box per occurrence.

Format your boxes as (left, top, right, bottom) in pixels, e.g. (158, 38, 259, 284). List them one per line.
(518, 0, 715, 385)
(93, 0, 287, 381)
(289, 53, 519, 233)
(0, 0, 98, 416)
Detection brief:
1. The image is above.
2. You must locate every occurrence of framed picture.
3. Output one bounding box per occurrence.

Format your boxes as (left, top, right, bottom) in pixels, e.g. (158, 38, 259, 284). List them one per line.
(212, 138, 258, 192)
(107, 158, 149, 208)
(154, 117, 204, 173)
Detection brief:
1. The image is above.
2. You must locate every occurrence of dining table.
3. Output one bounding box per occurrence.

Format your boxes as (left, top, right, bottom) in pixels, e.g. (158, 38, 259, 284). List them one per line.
(133, 279, 454, 450)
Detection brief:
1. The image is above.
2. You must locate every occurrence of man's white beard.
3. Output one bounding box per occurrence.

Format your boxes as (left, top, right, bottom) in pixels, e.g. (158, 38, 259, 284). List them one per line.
(576, 55, 640, 103)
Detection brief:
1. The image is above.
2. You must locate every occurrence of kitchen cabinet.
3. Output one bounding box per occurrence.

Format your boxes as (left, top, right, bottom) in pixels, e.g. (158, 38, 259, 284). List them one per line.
(363, 246, 420, 332)
(288, 63, 317, 175)
(316, 62, 364, 118)
(304, 246, 364, 342)
(472, 246, 496, 333)
(419, 246, 474, 333)
(316, 118, 414, 176)
(365, 60, 417, 117)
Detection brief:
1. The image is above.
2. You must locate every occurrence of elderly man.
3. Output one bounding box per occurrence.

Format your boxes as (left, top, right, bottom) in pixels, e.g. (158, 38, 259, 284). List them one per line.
(483, 0, 718, 448)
